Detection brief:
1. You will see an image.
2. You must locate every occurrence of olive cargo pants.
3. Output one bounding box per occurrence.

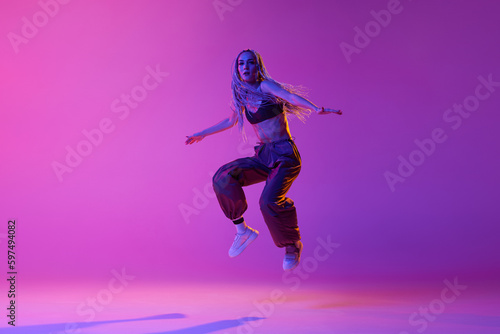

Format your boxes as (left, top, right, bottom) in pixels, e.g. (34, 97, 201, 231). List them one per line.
(213, 139, 301, 248)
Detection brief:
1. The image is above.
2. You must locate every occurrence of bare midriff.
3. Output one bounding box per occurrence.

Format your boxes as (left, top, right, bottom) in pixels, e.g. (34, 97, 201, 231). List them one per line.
(249, 112, 292, 143)
(245, 82, 292, 143)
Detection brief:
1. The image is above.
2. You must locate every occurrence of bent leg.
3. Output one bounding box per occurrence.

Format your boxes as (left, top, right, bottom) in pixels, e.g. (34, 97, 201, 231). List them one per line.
(259, 160, 301, 248)
(212, 157, 269, 220)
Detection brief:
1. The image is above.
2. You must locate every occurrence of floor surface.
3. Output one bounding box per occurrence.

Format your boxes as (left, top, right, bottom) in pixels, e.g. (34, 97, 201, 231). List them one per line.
(2, 278, 499, 334)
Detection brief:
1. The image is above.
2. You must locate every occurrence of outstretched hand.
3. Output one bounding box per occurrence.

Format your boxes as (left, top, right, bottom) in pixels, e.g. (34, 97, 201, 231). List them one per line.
(185, 134, 205, 145)
(318, 107, 342, 115)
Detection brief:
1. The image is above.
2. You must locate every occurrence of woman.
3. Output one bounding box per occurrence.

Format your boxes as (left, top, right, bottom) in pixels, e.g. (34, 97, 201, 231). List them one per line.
(186, 49, 342, 271)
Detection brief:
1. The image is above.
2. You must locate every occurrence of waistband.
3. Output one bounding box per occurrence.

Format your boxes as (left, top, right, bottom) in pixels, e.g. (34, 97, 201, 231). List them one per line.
(256, 137, 295, 146)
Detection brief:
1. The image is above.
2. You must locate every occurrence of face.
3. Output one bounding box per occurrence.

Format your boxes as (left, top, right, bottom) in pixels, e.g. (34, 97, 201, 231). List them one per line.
(237, 52, 259, 83)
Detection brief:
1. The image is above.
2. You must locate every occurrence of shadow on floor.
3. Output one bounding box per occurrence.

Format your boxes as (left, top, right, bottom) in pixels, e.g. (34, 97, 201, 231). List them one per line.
(0, 314, 265, 334)
(0, 313, 185, 333)
(147, 316, 265, 333)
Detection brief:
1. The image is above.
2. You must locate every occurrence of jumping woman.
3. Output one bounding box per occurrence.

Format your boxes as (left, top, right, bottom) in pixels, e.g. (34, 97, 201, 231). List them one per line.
(186, 49, 342, 271)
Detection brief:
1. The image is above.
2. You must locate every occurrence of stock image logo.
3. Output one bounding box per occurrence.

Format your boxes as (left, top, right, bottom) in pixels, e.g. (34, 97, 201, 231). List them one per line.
(7, 0, 73, 54)
(340, 0, 408, 64)
(385, 73, 499, 192)
(399, 277, 467, 334)
(51, 64, 169, 182)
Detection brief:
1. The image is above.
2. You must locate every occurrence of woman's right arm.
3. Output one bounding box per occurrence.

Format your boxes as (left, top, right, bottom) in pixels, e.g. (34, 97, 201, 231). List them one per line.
(185, 112, 238, 145)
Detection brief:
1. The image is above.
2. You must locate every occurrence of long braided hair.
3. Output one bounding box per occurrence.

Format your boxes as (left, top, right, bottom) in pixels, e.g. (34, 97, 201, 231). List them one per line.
(230, 49, 312, 138)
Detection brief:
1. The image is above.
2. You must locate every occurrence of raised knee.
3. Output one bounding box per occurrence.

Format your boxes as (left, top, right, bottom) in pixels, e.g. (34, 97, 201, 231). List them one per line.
(212, 170, 221, 186)
(213, 171, 225, 189)
(213, 168, 235, 191)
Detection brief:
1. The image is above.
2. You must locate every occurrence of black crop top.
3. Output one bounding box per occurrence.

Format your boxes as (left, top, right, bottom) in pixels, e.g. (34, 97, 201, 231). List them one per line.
(245, 99, 284, 124)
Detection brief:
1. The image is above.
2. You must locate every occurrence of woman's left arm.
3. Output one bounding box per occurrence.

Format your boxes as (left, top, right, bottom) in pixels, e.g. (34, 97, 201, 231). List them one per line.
(260, 80, 342, 115)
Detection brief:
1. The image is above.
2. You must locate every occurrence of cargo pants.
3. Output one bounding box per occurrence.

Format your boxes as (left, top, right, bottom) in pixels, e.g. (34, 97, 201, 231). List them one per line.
(212, 138, 301, 248)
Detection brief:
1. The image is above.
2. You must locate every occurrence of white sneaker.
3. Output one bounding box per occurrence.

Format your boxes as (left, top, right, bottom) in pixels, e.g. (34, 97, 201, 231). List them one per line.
(283, 241, 303, 271)
(228, 226, 259, 258)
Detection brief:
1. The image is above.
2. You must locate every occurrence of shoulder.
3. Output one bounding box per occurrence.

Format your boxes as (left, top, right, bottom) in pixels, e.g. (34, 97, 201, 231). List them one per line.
(259, 80, 280, 93)
(259, 80, 292, 101)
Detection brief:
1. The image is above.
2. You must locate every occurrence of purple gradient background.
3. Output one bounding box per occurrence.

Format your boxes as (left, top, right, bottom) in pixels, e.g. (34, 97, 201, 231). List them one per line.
(1, 0, 499, 288)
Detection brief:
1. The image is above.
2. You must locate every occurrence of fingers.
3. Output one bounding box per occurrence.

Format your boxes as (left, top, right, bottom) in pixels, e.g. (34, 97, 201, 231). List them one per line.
(185, 135, 202, 145)
(325, 109, 342, 114)
(324, 109, 342, 115)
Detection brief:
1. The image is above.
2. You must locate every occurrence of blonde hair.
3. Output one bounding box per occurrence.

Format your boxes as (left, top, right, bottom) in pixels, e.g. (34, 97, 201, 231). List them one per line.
(230, 49, 312, 136)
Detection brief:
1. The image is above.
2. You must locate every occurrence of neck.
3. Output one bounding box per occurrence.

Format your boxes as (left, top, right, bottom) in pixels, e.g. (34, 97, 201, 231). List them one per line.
(245, 80, 260, 89)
